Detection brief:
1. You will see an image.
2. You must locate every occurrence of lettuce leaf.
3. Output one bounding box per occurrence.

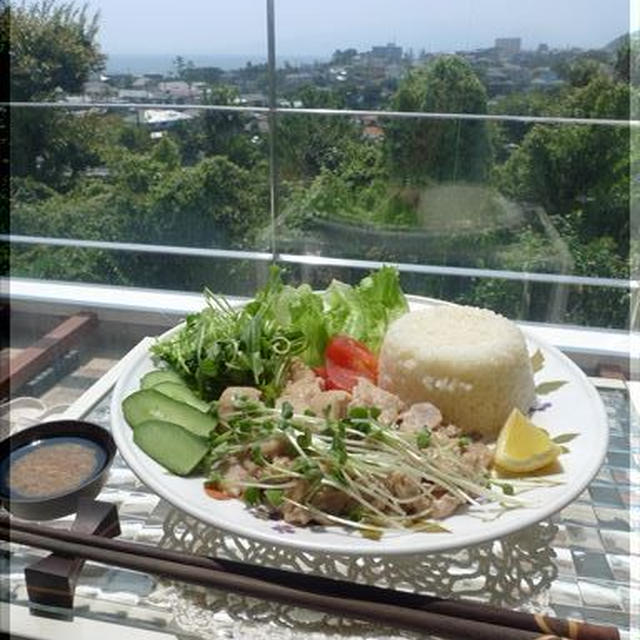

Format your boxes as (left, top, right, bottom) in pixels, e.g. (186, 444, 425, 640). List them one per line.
(323, 265, 408, 353)
(285, 284, 328, 366)
(250, 264, 408, 363)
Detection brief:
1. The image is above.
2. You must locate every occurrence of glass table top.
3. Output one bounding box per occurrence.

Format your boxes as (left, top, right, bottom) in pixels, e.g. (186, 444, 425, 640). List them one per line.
(1, 377, 637, 640)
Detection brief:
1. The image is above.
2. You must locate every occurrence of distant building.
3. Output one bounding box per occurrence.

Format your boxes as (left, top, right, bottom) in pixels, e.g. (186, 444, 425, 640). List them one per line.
(236, 93, 267, 107)
(385, 63, 404, 80)
(157, 81, 199, 101)
(360, 115, 384, 141)
(142, 109, 194, 128)
(117, 89, 153, 103)
(132, 76, 152, 89)
(82, 80, 113, 99)
(283, 71, 314, 87)
(362, 123, 384, 141)
(370, 42, 403, 63)
(494, 38, 521, 55)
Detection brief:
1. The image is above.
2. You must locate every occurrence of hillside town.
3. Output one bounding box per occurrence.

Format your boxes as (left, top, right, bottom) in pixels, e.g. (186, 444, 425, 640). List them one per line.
(55, 37, 617, 133)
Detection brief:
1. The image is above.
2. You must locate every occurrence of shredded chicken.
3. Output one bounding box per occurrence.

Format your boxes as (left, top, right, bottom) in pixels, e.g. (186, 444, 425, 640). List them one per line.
(462, 442, 494, 473)
(281, 480, 314, 525)
(277, 363, 352, 419)
(220, 456, 253, 497)
(288, 358, 317, 383)
(310, 485, 354, 516)
(259, 437, 289, 459)
(385, 471, 433, 514)
(430, 493, 463, 519)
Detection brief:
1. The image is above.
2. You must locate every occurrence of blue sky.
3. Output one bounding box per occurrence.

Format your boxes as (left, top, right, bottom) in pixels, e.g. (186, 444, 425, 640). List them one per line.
(80, 0, 631, 57)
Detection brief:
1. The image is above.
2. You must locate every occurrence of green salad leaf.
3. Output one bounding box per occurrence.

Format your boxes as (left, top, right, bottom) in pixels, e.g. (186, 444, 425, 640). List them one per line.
(324, 265, 408, 353)
(151, 265, 407, 402)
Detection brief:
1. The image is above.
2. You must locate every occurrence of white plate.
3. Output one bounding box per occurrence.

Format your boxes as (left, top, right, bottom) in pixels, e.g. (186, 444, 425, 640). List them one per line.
(110, 297, 608, 556)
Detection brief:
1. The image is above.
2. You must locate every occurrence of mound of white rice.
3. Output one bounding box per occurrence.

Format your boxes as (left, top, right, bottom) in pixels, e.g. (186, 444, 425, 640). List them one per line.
(378, 304, 535, 440)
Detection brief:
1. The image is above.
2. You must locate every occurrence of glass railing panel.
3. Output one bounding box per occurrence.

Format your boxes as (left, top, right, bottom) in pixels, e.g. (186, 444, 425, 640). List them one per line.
(5, 0, 635, 332)
(7, 0, 272, 292)
(273, 109, 630, 329)
(8, 101, 273, 291)
(8, 243, 269, 297)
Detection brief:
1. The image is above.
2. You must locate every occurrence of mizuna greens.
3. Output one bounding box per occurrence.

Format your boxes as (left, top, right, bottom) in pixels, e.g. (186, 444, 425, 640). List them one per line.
(150, 266, 408, 404)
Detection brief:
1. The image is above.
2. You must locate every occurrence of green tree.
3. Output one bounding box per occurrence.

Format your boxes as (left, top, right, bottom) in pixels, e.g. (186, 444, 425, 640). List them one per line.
(495, 74, 629, 249)
(277, 85, 360, 181)
(384, 55, 492, 184)
(9, 0, 105, 100)
(7, 0, 106, 184)
(101, 138, 266, 247)
(11, 138, 270, 287)
(181, 66, 224, 85)
(171, 85, 264, 168)
(489, 90, 558, 161)
(565, 58, 606, 88)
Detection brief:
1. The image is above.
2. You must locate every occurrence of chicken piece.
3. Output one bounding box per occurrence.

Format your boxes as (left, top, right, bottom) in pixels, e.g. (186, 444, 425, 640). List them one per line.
(349, 378, 405, 425)
(310, 486, 354, 516)
(397, 402, 442, 434)
(436, 423, 461, 437)
(276, 376, 324, 415)
(270, 455, 294, 470)
(218, 386, 261, 416)
(462, 441, 493, 473)
(430, 493, 463, 519)
(385, 471, 432, 515)
(288, 358, 317, 383)
(431, 423, 461, 447)
(308, 390, 352, 420)
(259, 436, 290, 460)
(220, 456, 252, 497)
(240, 457, 260, 475)
(281, 480, 314, 525)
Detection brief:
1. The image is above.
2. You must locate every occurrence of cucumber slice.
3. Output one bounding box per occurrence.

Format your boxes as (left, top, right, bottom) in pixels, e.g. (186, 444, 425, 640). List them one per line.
(140, 369, 185, 389)
(154, 381, 211, 413)
(133, 420, 209, 475)
(122, 389, 216, 437)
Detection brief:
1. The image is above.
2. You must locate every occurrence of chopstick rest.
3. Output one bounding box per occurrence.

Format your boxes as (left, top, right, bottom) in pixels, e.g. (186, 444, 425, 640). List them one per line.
(24, 499, 120, 609)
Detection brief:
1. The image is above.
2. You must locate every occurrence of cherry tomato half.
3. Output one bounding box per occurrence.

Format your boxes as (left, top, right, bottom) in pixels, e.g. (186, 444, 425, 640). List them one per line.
(322, 335, 378, 392)
(324, 359, 364, 391)
(325, 335, 378, 380)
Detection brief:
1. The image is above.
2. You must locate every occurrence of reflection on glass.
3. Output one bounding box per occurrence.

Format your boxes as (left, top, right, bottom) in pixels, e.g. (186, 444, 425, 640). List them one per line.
(5, 1, 632, 330)
(274, 54, 630, 329)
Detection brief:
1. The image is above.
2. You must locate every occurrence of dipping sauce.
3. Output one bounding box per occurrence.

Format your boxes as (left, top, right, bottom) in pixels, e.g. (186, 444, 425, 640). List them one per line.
(3, 437, 106, 499)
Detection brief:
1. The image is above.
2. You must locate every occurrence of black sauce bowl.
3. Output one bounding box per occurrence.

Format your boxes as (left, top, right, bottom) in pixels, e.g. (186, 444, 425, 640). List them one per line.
(0, 420, 116, 520)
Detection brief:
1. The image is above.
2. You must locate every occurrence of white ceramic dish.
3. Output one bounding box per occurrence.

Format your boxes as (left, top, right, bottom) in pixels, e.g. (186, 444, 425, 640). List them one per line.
(110, 297, 608, 556)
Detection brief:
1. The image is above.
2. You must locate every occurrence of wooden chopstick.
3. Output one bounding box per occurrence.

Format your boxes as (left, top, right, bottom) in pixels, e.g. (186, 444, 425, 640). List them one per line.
(1, 516, 619, 640)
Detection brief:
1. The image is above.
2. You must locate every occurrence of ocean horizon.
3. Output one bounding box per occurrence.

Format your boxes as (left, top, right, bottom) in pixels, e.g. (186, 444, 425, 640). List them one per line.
(105, 52, 328, 75)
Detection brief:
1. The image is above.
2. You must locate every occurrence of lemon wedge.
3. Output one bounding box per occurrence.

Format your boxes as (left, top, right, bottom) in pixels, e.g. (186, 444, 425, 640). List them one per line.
(494, 408, 563, 473)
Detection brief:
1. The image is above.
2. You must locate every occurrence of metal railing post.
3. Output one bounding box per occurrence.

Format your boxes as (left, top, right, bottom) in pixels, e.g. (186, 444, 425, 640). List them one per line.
(266, 0, 278, 264)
